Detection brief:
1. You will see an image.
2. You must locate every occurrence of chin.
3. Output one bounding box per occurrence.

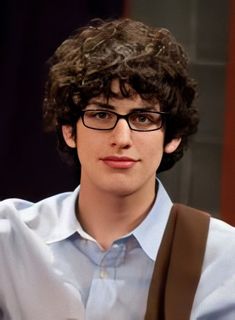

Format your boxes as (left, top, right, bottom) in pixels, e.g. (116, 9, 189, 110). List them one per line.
(102, 182, 141, 198)
(108, 190, 137, 198)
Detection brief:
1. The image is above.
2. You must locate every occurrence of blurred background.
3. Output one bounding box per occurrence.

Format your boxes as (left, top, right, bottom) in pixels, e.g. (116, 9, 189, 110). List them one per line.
(0, 0, 234, 223)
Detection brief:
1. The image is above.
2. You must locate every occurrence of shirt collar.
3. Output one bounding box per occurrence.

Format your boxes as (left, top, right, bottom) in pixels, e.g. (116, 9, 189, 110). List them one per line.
(44, 180, 172, 261)
(132, 180, 173, 261)
(44, 187, 80, 244)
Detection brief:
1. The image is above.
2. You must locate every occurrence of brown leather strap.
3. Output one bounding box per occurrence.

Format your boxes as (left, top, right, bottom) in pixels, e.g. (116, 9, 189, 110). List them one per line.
(144, 204, 210, 320)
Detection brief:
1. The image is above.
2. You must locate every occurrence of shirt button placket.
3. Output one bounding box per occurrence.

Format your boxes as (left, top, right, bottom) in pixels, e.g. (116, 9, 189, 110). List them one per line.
(99, 268, 108, 279)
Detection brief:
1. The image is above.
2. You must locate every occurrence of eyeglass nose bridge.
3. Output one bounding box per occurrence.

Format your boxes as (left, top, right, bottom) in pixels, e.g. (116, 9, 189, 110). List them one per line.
(112, 113, 133, 130)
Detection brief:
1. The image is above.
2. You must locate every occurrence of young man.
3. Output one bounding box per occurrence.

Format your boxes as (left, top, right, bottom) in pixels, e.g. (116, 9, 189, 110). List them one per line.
(0, 18, 235, 320)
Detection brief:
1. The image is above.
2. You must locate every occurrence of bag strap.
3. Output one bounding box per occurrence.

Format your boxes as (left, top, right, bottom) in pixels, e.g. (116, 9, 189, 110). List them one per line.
(144, 204, 210, 320)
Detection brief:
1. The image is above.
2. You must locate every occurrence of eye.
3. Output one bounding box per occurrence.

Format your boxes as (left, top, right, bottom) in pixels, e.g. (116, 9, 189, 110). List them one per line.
(137, 115, 151, 123)
(85, 110, 113, 120)
(95, 111, 110, 119)
(131, 112, 156, 124)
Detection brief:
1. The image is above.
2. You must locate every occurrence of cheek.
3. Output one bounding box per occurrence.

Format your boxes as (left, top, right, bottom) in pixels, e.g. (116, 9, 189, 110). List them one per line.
(76, 131, 100, 162)
(139, 134, 164, 157)
(76, 139, 89, 161)
(149, 148, 164, 165)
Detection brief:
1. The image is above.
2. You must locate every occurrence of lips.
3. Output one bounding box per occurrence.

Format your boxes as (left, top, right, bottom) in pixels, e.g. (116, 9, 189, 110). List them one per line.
(101, 156, 139, 169)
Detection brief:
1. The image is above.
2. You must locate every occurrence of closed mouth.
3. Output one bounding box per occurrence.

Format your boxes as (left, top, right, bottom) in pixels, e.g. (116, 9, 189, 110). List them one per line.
(101, 156, 139, 169)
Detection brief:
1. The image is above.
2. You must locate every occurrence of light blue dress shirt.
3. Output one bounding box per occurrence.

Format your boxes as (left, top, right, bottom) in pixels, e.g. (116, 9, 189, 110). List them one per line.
(48, 180, 172, 320)
(1, 180, 235, 319)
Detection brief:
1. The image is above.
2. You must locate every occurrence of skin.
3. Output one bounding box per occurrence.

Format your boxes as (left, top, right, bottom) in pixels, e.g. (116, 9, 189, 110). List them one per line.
(62, 80, 181, 249)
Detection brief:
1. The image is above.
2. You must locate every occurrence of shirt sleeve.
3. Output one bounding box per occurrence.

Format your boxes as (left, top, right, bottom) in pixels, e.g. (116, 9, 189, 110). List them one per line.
(191, 217, 235, 320)
(0, 199, 85, 320)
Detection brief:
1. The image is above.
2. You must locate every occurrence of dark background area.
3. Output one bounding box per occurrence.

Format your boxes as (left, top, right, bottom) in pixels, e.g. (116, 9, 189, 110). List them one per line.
(0, 0, 126, 201)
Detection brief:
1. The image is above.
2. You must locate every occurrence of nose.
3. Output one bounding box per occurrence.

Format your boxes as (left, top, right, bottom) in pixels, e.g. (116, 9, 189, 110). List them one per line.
(110, 118, 132, 149)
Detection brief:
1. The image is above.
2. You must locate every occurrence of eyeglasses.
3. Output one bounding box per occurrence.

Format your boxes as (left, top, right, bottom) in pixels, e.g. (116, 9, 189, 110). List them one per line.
(79, 109, 168, 132)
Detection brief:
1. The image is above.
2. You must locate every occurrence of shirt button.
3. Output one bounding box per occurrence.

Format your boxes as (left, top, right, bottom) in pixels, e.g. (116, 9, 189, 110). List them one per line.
(100, 269, 108, 279)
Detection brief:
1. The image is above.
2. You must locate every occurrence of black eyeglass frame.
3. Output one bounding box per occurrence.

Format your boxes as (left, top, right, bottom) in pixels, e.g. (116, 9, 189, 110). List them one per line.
(79, 109, 169, 132)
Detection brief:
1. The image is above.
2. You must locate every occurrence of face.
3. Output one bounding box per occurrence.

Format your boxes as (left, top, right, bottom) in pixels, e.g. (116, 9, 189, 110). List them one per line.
(63, 80, 181, 197)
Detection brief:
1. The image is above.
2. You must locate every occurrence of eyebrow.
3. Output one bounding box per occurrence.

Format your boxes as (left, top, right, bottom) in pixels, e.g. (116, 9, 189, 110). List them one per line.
(87, 101, 159, 112)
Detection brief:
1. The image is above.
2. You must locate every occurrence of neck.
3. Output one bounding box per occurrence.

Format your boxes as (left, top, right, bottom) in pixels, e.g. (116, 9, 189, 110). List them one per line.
(77, 180, 156, 250)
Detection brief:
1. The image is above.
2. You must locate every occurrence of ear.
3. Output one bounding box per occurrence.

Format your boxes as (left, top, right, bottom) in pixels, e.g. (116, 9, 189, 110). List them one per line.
(62, 125, 76, 148)
(164, 137, 181, 154)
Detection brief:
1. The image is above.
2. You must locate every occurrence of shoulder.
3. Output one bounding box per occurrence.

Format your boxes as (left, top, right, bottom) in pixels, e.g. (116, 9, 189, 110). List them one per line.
(0, 198, 32, 235)
(172, 204, 235, 281)
(192, 217, 235, 318)
(209, 216, 235, 234)
(172, 204, 235, 251)
(205, 217, 235, 263)
(0, 191, 75, 239)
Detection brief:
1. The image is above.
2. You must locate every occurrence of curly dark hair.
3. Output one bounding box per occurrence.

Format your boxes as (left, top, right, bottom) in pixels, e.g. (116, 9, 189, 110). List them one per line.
(43, 18, 199, 173)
